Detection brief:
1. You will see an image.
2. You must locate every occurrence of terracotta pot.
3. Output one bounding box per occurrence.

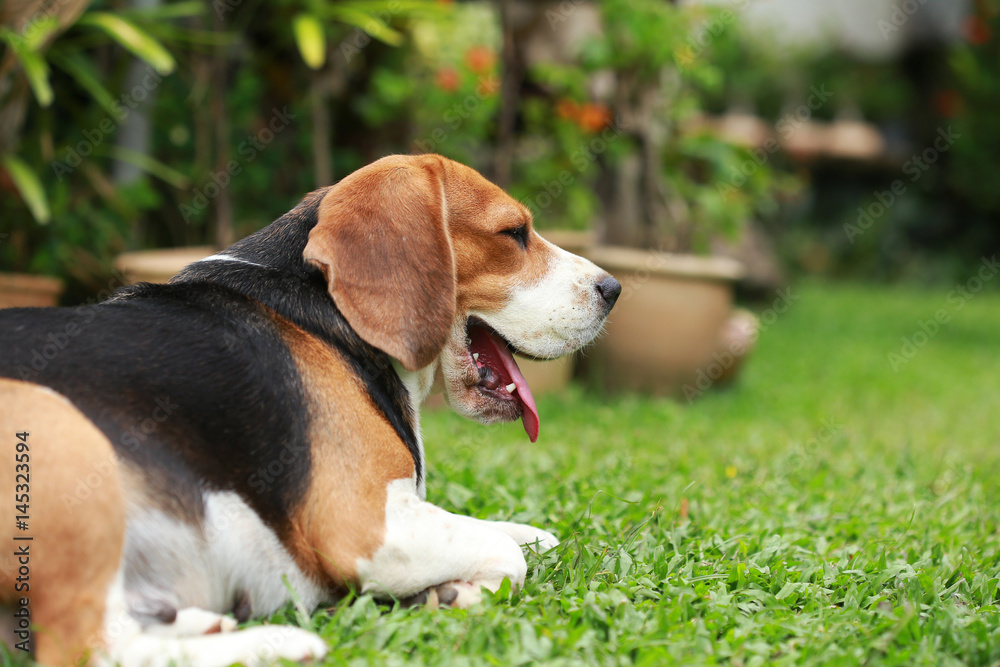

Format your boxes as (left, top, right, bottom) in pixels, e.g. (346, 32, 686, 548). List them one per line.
(581, 246, 755, 398)
(0, 273, 65, 308)
(115, 246, 216, 285)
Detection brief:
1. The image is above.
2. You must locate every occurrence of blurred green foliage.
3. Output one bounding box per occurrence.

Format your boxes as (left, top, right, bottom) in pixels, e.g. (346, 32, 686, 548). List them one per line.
(0, 0, 197, 286)
(694, 2, 1000, 282)
(1, 0, 996, 292)
(356, 3, 501, 169)
(947, 9, 1000, 216)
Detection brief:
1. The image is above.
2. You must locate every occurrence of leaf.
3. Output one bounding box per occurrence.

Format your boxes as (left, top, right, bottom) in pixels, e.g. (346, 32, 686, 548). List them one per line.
(119, 1, 205, 21)
(50, 51, 117, 116)
(15, 17, 60, 52)
(495, 576, 513, 600)
(3, 155, 51, 224)
(100, 145, 190, 189)
(775, 582, 799, 600)
(78, 13, 175, 75)
(293, 13, 326, 70)
(281, 575, 313, 629)
(328, 7, 403, 46)
(0, 31, 53, 107)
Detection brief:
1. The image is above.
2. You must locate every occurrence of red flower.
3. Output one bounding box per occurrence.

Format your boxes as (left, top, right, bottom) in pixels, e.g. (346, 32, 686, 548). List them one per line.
(963, 15, 991, 44)
(435, 68, 460, 92)
(576, 103, 613, 132)
(465, 46, 496, 74)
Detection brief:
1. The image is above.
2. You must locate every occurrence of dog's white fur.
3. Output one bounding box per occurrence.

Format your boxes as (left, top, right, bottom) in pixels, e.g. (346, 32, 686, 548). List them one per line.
(474, 239, 611, 359)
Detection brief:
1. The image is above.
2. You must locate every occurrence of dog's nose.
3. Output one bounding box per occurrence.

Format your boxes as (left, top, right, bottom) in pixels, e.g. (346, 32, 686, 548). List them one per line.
(596, 275, 622, 309)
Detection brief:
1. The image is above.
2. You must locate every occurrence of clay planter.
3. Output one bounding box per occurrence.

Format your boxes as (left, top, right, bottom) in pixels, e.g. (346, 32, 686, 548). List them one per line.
(115, 246, 216, 284)
(0, 273, 65, 308)
(580, 246, 755, 398)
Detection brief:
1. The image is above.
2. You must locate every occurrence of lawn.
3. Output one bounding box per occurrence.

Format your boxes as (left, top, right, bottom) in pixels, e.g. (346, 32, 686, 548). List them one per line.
(278, 279, 1000, 666)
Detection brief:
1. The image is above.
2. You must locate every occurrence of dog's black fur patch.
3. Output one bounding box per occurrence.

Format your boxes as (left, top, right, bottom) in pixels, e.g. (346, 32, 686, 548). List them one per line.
(0, 189, 422, 537)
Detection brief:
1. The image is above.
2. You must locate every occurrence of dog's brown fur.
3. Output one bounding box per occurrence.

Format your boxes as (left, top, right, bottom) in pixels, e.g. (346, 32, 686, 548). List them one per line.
(1, 378, 125, 665)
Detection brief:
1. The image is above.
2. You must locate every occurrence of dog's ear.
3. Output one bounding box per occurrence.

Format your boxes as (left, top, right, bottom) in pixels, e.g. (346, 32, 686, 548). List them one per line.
(304, 157, 456, 372)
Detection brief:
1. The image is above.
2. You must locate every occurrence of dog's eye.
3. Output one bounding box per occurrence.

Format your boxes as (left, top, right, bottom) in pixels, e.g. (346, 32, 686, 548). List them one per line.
(500, 225, 529, 249)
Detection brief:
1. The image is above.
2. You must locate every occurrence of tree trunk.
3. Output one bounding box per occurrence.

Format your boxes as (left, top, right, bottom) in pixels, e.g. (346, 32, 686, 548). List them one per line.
(494, 0, 520, 188)
(211, 6, 233, 248)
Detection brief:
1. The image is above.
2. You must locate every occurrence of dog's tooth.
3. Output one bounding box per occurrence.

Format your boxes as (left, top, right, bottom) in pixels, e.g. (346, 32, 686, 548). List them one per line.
(506, 383, 516, 393)
(473, 353, 479, 361)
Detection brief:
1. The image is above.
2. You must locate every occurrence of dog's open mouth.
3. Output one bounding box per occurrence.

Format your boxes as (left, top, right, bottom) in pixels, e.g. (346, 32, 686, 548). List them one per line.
(466, 318, 540, 442)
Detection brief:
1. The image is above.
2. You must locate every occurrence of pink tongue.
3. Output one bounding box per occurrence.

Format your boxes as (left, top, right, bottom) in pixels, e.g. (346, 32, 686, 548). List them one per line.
(468, 326, 540, 442)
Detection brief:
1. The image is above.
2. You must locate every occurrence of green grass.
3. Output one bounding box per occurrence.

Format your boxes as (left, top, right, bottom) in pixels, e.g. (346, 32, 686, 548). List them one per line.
(281, 280, 1000, 665)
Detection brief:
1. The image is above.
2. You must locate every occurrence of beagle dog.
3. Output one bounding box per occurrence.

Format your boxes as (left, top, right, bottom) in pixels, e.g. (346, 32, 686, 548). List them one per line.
(0, 154, 620, 665)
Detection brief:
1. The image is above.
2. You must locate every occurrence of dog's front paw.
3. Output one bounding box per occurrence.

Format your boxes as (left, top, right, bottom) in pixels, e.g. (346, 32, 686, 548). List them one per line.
(490, 521, 560, 551)
(237, 625, 328, 665)
(402, 580, 482, 609)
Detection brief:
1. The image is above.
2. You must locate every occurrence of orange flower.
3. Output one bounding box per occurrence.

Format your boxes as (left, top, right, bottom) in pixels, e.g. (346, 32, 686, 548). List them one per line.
(435, 67, 460, 92)
(465, 45, 496, 74)
(576, 103, 612, 132)
(963, 15, 991, 44)
(556, 98, 579, 121)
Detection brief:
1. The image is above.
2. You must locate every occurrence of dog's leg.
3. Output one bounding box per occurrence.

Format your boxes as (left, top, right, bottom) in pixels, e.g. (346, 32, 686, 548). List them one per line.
(0, 380, 126, 666)
(354, 478, 535, 607)
(108, 626, 328, 667)
(468, 520, 559, 552)
(142, 608, 237, 637)
(102, 586, 327, 667)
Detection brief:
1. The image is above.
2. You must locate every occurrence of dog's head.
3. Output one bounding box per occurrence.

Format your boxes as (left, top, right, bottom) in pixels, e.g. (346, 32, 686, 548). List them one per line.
(303, 154, 619, 442)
